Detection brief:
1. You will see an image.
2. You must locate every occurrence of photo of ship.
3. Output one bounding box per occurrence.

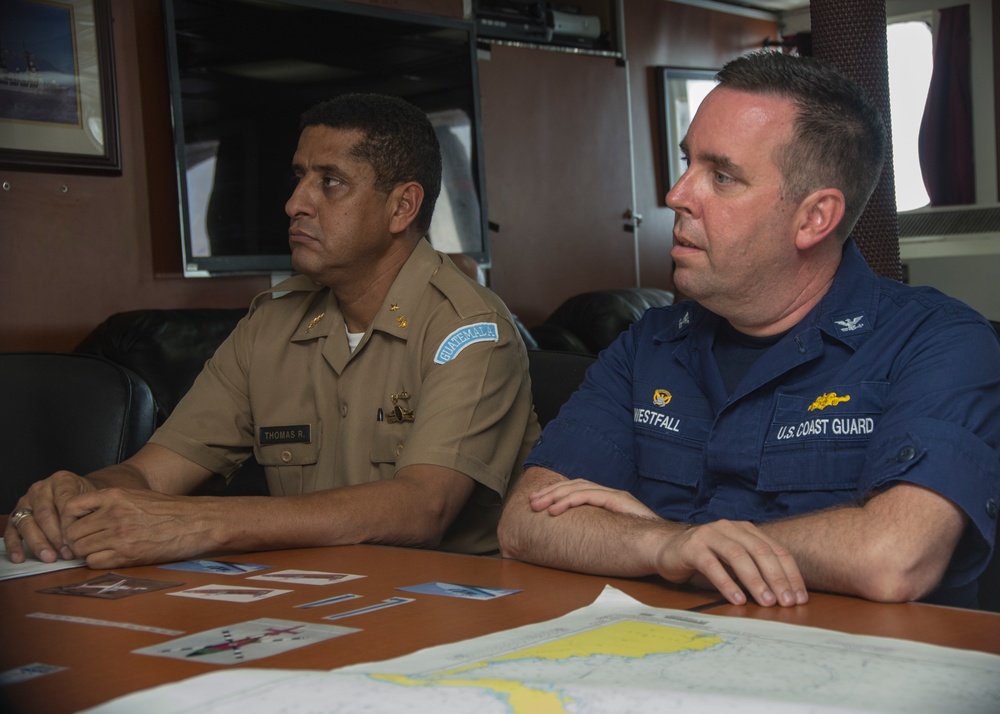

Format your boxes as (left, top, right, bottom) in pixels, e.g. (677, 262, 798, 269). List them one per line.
(0, 0, 81, 127)
(1, 42, 71, 96)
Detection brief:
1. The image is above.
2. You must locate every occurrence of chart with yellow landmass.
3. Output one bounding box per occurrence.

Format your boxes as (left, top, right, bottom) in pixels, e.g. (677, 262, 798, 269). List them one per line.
(86, 586, 1000, 714)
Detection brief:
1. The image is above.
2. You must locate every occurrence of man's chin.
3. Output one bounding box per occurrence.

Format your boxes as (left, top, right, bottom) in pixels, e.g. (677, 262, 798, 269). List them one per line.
(289, 252, 317, 279)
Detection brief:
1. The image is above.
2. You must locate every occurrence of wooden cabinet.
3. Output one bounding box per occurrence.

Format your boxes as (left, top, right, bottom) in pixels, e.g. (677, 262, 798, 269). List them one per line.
(479, 1, 778, 327)
(479, 42, 637, 327)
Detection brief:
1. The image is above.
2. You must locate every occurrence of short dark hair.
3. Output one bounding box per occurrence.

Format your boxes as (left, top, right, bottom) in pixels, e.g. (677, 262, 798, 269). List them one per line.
(300, 93, 442, 234)
(716, 51, 887, 240)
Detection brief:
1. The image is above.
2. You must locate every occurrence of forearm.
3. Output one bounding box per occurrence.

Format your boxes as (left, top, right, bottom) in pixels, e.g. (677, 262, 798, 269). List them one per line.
(84, 462, 154, 490)
(759, 484, 965, 602)
(64, 463, 476, 567)
(498, 469, 673, 576)
(208, 476, 469, 553)
(500, 468, 808, 606)
(87, 444, 216, 495)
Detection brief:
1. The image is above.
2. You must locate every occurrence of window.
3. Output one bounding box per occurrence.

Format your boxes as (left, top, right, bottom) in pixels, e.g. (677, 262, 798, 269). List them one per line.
(887, 18, 933, 211)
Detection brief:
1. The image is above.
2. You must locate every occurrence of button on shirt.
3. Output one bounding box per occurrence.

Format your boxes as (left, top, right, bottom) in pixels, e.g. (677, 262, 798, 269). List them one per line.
(527, 241, 1000, 606)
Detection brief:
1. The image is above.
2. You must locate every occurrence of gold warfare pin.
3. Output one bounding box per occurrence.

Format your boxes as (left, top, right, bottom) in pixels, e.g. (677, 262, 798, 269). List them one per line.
(386, 391, 414, 422)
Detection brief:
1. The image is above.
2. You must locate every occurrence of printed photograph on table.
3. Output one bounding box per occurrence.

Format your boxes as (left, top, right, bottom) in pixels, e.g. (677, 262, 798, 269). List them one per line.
(0, 0, 120, 173)
(168, 584, 292, 603)
(159, 559, 272, 575)
(247, 569, 366, 586)
(134, 618, 360, 665)
(38, 573, 182, 599)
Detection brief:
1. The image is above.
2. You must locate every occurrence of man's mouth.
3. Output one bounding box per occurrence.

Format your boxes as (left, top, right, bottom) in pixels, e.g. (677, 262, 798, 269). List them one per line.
(673, 234, 699, 250)
(288, 227, 315, 243)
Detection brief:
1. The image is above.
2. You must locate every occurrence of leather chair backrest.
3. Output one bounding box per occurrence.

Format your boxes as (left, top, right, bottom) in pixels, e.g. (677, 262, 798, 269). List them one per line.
(527, 350, 597, 428)
(0, 352, 157, 512)
(75, 308, 246, 425)
(532, 288, 674, 355)
(74, 309, 270, 498)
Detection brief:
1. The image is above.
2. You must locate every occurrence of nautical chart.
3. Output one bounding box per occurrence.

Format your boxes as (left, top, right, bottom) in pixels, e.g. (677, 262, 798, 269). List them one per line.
(87, 586, 1000, 714)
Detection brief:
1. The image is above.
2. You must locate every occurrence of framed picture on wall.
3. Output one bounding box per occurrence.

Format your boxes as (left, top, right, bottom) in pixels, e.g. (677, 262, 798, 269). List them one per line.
(0, 0, 120, 174)
(655, 67, 717, 202)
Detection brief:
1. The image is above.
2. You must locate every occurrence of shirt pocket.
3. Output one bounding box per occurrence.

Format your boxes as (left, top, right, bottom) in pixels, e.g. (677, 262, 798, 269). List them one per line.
(758, 381, 888, 493)
(254, 439, 320, 496)
(633, 389, 713, 492)
(370, 422, 412, 480)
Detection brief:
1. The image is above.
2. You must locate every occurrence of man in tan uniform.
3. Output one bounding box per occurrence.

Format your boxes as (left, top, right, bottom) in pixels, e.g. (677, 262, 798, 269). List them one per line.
(6, 94, 540, 568)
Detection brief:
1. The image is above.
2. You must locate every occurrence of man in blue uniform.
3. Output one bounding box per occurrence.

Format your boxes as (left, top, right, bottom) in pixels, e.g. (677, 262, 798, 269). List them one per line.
(498, 51, 1000, 608)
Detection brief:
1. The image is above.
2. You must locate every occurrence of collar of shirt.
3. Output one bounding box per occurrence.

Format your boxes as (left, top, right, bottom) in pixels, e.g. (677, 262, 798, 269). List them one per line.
(652, 238, 881, 352)
(370, 238, 442, 341)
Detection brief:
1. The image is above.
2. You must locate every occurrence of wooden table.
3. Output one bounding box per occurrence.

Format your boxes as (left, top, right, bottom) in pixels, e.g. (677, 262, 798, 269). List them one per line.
(2, 544, 998, 714)
(0, 545, 712, 714)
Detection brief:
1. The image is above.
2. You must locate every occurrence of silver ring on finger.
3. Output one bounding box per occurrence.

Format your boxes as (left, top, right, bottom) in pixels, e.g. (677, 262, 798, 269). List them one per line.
(10, 507, 34, 528)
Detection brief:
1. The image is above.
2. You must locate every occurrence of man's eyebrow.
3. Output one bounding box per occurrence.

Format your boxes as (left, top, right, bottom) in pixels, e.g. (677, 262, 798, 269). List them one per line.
(291, 162, 345, 175)
(703, 152, 739, 175)
(681, 143, 741, 176)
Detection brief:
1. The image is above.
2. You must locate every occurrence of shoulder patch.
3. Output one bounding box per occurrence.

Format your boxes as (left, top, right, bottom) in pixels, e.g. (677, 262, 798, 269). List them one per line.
(434, 322, 499, 364)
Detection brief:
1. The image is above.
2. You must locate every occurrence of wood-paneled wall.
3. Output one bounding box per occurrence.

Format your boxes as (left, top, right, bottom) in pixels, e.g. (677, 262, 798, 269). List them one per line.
(0, 0, 774, 351)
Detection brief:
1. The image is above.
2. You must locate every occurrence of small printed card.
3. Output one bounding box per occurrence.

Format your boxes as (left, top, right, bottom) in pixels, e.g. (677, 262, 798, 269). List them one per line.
(168, 584, 291, 603)
(247, 569, 366, 586)
(0, 663, 68, 685)
(38, 573, 182, 600)
(133, 618, 359, 665)
(159, 560, 272, 575)
(396, 581, 521, 600)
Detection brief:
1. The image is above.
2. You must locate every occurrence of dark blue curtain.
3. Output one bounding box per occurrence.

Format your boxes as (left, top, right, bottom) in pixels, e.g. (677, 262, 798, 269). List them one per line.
(919, 5, 975, 205)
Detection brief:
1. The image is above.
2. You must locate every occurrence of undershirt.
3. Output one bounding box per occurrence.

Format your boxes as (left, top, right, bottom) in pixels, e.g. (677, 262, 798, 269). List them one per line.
(713, 320, 787, 394)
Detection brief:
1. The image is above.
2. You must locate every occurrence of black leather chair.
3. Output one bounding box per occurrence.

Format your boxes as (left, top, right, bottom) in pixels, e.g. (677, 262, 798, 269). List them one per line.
(75, 308, 269, 497)
(530, 288, 674, 355)
(0, 352, 157, 512)
(75, 308, 247, 426)
(527, 350, 596, 428)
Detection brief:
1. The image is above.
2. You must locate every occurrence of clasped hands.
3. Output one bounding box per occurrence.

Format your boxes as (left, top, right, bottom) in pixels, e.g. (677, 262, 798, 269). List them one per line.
(528, 479, 808, 607)
(5, 471, 206, 569)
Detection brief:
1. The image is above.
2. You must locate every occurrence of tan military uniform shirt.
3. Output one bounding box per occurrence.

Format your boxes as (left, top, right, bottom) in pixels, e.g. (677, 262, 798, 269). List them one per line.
(150, 240, 540, 554)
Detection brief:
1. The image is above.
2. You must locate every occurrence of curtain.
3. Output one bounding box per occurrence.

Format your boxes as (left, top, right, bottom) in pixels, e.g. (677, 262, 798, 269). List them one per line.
(919, 5, 975, 205)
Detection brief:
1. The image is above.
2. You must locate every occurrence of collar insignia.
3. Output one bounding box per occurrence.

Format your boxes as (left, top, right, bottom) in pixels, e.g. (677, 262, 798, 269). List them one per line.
(833, 314, 865, 333)
(304, 312, 325, 333)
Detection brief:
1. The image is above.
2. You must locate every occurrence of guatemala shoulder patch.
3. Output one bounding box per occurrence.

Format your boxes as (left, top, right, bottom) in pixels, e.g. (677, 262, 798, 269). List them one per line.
(434, 322, 499, 364)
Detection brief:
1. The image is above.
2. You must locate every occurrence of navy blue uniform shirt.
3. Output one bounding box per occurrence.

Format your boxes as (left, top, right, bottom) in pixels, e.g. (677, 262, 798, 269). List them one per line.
(527, 240, 1000, 607)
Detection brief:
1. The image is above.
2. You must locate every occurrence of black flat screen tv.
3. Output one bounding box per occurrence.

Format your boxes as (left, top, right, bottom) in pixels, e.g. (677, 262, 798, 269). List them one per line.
(163, 0, 489, 277)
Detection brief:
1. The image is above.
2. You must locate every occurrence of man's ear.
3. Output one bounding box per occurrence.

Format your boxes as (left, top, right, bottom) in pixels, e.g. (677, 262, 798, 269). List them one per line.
(794, 188, 845, 250)
(388, 182, 425, 235)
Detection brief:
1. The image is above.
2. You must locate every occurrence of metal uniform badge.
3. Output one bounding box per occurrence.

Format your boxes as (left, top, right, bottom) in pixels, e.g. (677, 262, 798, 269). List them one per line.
(388, 302, 408, 328)
(386, 391, 414, 423)
(304, 313, 325, 333)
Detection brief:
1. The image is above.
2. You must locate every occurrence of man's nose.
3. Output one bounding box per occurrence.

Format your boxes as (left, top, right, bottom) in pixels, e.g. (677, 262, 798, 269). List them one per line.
(285, 181, 312, 218)
(665, 170, 693, 214)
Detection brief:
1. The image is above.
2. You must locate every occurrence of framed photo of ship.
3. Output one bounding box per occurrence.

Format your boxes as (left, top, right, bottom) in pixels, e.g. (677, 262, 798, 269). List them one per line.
(0, 0, 120, 173)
